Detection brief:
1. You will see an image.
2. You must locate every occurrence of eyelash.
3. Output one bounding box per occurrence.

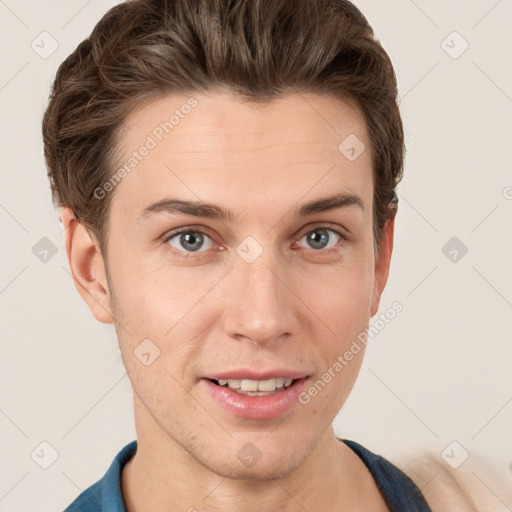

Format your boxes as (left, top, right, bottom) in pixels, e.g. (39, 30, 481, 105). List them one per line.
(162, 224, 349, 260)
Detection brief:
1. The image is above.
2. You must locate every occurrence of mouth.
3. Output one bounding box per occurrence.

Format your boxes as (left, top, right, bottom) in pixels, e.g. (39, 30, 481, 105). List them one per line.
(200, 375, 310, 420)
(206, 377, 299, 396)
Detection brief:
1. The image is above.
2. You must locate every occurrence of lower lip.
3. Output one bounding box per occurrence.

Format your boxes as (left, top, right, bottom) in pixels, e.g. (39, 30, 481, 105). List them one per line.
(200, 377, 309, 420)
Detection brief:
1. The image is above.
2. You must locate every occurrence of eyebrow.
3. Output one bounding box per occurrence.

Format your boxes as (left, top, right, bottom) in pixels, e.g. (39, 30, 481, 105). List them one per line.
(137, 192, 364, 223)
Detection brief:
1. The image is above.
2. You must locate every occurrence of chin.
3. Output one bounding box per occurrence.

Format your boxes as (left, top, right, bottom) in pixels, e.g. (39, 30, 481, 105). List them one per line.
(210, 451, 306, 481)
(193, 436, 312, 481)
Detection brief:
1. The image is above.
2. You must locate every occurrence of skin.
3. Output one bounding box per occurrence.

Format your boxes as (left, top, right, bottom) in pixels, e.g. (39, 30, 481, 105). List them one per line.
(61, 90, 395, 511)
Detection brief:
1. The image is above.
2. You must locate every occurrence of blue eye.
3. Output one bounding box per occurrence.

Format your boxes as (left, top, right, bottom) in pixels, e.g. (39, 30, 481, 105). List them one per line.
(166, 230, 215, 253)
(297, 228, 344, 250)
(163, 225, 347, 260)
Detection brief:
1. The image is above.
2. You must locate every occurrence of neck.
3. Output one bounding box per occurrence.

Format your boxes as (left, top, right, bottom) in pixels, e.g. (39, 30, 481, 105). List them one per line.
(121, 396, 380, 512)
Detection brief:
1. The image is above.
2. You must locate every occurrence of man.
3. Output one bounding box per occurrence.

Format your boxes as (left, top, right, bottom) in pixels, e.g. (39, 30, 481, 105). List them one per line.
(43, 0, 432, 510)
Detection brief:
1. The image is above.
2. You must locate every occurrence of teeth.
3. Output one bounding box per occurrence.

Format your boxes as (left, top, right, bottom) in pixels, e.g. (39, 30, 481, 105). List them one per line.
(215, 377, 296, 393)
(241, 379, 259, 391)
(256, 378, 278, 392)
(227, 379, 241, 389)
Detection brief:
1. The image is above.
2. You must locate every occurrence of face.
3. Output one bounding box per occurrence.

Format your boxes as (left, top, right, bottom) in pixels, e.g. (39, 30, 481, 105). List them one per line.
(70, 90, 393, 480)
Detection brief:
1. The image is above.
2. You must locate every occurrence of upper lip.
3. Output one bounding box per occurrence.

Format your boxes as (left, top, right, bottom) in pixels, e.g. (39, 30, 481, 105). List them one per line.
(203, 369, 309, 381)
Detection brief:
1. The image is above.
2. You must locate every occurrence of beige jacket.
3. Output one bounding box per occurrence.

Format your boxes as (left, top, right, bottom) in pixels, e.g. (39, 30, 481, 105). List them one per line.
(398, 452, 512, 512)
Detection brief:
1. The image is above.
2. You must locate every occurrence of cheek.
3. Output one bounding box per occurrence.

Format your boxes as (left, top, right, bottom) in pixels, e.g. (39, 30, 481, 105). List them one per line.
(109, 251, 217, 328)
(108, 256, 225, 372)
(303, 255, 375, 335)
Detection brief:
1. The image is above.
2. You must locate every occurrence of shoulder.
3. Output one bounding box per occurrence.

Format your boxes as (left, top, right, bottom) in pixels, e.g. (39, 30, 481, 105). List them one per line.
(63, 483, 102, 512)
(395, 450, 512, 512)
(62, 440, 137, 512)
(341, 439, 432, 511)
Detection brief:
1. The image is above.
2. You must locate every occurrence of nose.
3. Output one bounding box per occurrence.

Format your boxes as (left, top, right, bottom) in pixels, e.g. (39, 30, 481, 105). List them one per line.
(222, 246, 297, 347)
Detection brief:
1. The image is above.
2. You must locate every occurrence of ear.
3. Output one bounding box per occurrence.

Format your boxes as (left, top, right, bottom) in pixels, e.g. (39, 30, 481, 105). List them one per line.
(370, 216, 395, 317)
(59, 207, 114, 324)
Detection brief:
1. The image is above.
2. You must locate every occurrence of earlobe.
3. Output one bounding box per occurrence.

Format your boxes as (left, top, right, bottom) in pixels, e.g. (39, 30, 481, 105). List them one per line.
(59, 207, 114, 324)
(370, 216, 395, 317)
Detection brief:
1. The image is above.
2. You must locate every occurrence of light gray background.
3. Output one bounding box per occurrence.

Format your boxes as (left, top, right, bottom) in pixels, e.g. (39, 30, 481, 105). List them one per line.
(1, 1, 511, 510)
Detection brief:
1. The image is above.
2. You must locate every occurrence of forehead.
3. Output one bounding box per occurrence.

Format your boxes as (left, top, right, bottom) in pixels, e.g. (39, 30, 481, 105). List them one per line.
(110, 90, 372, 224)
(119, 89, 368, 153)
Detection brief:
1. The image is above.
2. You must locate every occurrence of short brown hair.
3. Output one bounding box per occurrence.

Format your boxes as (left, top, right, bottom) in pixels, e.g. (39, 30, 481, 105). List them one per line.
(42, 0, 404, 254)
